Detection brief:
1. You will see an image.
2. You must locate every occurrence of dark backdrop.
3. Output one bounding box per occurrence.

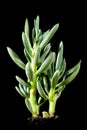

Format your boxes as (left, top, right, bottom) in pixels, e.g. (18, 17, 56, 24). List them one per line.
(0, 1, 86, 129)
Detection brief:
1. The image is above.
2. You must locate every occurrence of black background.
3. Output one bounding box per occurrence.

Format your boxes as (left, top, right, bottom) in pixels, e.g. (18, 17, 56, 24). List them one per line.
(0, 1, 86, 129)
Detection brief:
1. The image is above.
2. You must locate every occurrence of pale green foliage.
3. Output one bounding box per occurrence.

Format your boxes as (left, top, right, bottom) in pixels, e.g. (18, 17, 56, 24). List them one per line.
(7, 16, 81, 118)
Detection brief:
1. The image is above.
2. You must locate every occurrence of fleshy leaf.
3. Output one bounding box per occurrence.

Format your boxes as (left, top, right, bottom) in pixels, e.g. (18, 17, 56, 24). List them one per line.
(35, 52, 54, 75)
(51, 70, 60, 88)
(59, 58, 66, 79)
(33, 47, 40, 66)
(7, 47, 25, 69)
(38, 97, 43, 104)
(24, 49, 31, 62)
(25, 62, 33, 82)
(56, 60, 81, 87)
(51, 52, 56, 74)
(18, 84, 29, 98)
(34, 15, 40, 39)
(40, 24, 59, 50)
(55, 41, 63, 70)
(43, 76, 49, 94)
(57, 85, 65, 93)
(42, 30, 50, 39)
(15, 75, 29, 87)
(24, 18, 32, 51)
(25, 18, 29, 38)
(22, 32, 32, 56)
(37, 80, 48, 100)
(25, 98, 33, 114)
(15, 86, 25, 97)
(19, 84, 27, 95)
(40, 43, 51, 63)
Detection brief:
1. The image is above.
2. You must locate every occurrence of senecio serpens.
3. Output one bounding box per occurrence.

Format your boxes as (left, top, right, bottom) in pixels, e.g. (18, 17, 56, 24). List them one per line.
(7, 16, 81, 118)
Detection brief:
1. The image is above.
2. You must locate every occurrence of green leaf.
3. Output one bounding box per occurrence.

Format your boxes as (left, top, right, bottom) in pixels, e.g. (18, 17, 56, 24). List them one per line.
(23, 85, 27, 92)
(57, 85, 65, 93)
(59, 58, 66, 79)
(47, 52, 56, 78)
(15, 86, 25, 97)
(24, 49, 31, 62)
(36, 29, 43, 44)
(37, 80, 48, 100)
(33, 47, 41, 66)
(51, 52, 56, 74)
(47, 67, 53, 79)
(38, 97, 42, 104)
(55, 41, 64, 70)
(22, 32, 32, 56)
(34, 15, 40, 38)
(35, 52, 54, 75)
(42, 30, 50, 39)
(19, 84, 29, 98)
(26, 87, 30, 94)
(43, 76, 49, 94)
(32, 27, 35, 43)
(19, 84, 27, 95)
(24, 18, 32, 51)
(51, 70, 60, 88)
(24, 18, 29, 38)
(40, 24, 59, 50)
(25, 98, 33, 114)
(15, 75, 29, 87)
(56, 60, 81, 87)
(7, 47, 25, 70)
(25, 62, 33, 82)
(40, 43, 51, 63)
(64, 61, 81, 76)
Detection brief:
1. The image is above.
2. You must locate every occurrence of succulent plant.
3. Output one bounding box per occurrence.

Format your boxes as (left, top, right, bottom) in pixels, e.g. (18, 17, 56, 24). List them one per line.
(7, 16, 81, 118)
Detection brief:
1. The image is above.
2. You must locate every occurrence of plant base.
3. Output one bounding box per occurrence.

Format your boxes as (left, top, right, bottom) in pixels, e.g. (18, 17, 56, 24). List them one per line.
(25, 114, 64, 129)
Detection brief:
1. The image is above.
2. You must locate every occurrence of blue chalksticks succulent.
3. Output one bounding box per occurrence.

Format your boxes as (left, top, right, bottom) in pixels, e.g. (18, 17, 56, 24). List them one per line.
(7, 16, 81, 118)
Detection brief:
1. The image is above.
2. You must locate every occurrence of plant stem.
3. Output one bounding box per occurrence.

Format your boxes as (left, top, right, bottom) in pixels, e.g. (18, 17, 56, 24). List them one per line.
(48, 88, 57, 117)
(29, 88, 39, 117)
(42, 111, 49, 118)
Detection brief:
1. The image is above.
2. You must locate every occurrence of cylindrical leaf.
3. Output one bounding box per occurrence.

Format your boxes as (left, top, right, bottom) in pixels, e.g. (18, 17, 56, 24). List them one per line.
(7, 47, 25, 69)
(59, 58, 66, 79)
(32, 27, 35, 43)
(51, 70, 60, 88)
(35, 52, 54, 75)
(38, 97, 42, 104)
(55, 41, 64, 70)
(47, 67, 53, 79)
(40, 24, 59, 50)
(37, 80, 48, 100)
(25, 98, 33, 114)
(22, 32, 32, 56)
(33, 47, 40, 66)
(56, 60, 81, 87)
(40, 43, 51, 63)
(25, 62, 33, 82)
(15, 86, 25, 97)
(25, 18, 29, 37)
(51, 52, 56, 74)
(43, 76, 49, 94)
(34, 15, 40, 38)
(57, 85, 65, 93)
(19, 84, 27, 96)
(24, 49, 31, 62)
(18, 84, 29, 98)
(15, 75, 29, 87)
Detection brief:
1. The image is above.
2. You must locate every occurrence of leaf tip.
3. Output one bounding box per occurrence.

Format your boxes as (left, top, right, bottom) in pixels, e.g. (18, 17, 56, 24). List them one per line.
(6, 46, 10, 52)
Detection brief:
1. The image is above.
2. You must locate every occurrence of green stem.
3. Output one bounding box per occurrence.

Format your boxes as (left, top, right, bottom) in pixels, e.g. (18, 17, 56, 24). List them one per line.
(29, 88, 39, 117)
(48, 88, 57, 117)
(42, 111, 49, 118)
